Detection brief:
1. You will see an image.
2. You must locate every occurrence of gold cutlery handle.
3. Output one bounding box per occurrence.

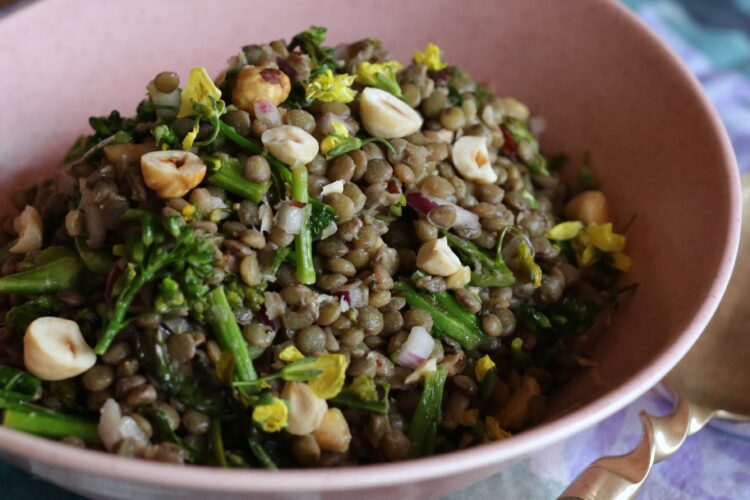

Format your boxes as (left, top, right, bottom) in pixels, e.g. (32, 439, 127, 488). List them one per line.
(558, 391, 715, 500)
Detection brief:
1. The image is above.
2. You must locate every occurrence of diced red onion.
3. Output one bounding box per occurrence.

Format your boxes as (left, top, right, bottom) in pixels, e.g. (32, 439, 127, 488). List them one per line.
(253, 100, 282, 127)
(275, 202, 305, 235)
(500, 124, 517, 156)
(333, 281, 368, 308)
(395, 326, 436, 369)
(406, 191, 480, 231)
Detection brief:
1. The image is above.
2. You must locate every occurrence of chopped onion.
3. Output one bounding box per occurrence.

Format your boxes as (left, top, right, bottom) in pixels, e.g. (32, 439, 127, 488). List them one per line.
(253, 100, 282, 127)
(321, 180, 345, 197)
(263, 291, 285, 320)
(275, 202, 305, 235)
(406, 191, 480, 231)
(98, 399, 148, 451)
(147, 83, 180, 120)
(404, 358, 438, 385)
(259, 200, 273, 233)
(395, 326, 436, 369)
(333, 280, 368, 308)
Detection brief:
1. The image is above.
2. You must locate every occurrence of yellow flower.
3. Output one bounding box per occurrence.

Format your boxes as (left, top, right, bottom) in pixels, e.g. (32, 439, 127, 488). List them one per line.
(460, 409, 479, 427)
(612, 251, 632, 272)
(518, 242, 542, 288)
(350, 374, 377, 401)
(181, 204, 196, 221)
(252, 397, 288, 432)
(485, 416, 512, 441)
(320, 120, 350, 157)
(181, 120, 200, 150)
(308, 353, 348, 399)
(586, 223, 625, 253)
(413, 42, 447, 71)
(303, 69, 357, 103)
(546, 221, 584, 241)
(474, 355, 496, 383)
(178, 67, 222, 118)
(356, 61, 402, 86)
(279, 345, 305, 363)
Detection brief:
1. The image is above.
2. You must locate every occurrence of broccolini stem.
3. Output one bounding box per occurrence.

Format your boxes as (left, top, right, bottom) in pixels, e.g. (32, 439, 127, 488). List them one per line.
(412, 271, 480, 330)
(393, 282, 483, 351)
(248, 434, 277, 470)
(207, 158, 270, 203)
(443, 232, 515, 287)
(95, 272, 149, 355)
(3, 407, 99, 445)
(0, 256, 84, 295)
(211, 419, 229, 468)
(329, 392, 388, 415)
(408, 365, 448, 457)
(206, 287, 257, 382)
(291, 164, 316, 285)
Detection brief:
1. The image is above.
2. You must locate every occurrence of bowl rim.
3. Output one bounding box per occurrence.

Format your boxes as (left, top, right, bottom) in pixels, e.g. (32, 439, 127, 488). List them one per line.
(0, 0, 741, 493)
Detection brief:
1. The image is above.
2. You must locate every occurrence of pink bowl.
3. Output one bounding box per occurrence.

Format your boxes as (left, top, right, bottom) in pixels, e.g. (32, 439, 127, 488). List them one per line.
(0, 0, 740, 498)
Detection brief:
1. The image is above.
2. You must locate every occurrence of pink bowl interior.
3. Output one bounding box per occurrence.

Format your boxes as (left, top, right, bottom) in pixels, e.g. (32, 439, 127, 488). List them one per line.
(0, 0, 740, 497)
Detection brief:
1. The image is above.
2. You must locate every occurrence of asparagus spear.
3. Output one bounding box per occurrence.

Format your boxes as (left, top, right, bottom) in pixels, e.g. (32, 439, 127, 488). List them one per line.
(3, 406, 99, 445)
(291, 164, 315, 285)
(393, 282, 483, 351)
(329, 391, 388, 415)
(206, 286, 257, 382)
(408, 365, 448, 457)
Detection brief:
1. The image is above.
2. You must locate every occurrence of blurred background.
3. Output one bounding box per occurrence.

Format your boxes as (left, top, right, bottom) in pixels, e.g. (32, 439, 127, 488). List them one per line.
(0, 0, 748, 498)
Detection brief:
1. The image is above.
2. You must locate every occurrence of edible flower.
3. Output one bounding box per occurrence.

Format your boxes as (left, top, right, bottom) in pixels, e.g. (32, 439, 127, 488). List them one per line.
(181, 120, 200, 150)
(356, 61, 403, 97)
(279, 345, 305, 363)
(181, 204, 196, 221)
(303, 69, 357, 103)
(518, 241, 542, 288)
(349, 374, 378, 401)
(413, 42, 447, 71)
(571, 222, 631, 272)
(308, 353, 348, 399)
(320, 119, 395, 160)
(474, 355, 496, 383)
(460, 409, 479, 426)
(485, 416, 512, 441)
(252, 397, 289, 432)
(178, 67, 222, 118)
(546, 221, 584, 241)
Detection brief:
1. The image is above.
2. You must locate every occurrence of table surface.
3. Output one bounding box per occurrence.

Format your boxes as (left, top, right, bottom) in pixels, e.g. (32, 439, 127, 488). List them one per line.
(2, 0, 750, 498)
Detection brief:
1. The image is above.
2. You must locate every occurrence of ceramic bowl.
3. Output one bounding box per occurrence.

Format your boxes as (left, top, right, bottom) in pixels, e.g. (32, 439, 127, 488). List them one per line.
(0, 0, 740, 498)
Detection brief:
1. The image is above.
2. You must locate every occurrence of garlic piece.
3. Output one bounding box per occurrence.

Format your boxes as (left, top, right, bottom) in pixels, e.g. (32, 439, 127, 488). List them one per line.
(140, 150, 207, 199)
(313, 408, 351, 453)
(261, 125, 319, 166)
(24, 317, 96, 381)
(416, 237, 462, 276)
(281, 382, 328, 436)
(359, 87, 423, 139)
(451, 136, 497, 184)
(233, 66, 291, 112)
(10, 205, 43, 254)
(446, 265, 471, 289)
(565, 190, 610, 225)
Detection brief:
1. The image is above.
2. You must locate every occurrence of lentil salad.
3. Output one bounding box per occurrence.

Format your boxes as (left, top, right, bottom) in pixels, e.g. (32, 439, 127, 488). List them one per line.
(0, 27, 633, 467)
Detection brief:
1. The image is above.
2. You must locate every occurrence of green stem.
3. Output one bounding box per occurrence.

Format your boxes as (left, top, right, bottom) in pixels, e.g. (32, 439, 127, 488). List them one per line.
(329, 392, 388, 415)
(95, 272, 149, 355)
(291, 165, 315, 285)
(3, 408, 99, 445)
(74, 237, 114, 274)
(443, 232, 515, 287)
(207, 160, 270, 203)
(408, 365, 447, 457)
(393, 282, 483, 351)
(206, 287, 256, 382)
(0, 257, 84, 295)
(0, 366, 41, 400)
(412, 271, 480, 330)
(248, 435, 277, 470)
(211, 419, 228, 467)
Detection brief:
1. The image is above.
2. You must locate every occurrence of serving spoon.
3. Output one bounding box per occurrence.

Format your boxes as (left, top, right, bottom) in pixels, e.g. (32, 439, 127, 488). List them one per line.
(558, 173, 750, 500)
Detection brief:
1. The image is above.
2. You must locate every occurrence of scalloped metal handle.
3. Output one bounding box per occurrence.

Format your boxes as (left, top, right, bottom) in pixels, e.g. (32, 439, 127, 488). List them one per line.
(558, 390, 716, 500)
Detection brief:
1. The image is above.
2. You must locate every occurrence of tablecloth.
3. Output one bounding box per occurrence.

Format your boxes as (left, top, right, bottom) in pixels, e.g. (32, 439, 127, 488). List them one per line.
(1, 1, 749, 498)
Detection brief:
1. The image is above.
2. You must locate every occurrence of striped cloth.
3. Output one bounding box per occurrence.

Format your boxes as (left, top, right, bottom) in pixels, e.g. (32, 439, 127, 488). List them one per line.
(1, 1, 749, 498)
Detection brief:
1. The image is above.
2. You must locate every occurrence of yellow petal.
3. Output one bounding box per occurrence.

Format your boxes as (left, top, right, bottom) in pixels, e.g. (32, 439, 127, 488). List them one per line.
(252, 397, 289, 433)
(546, 221, 584, 241)
(612, 251, 632, 272)
(518, 242, 542, 288)
(474, 355, 496, 383)
(460, 409, 479, 427)
(356, 60, 403, 86)
(279, 345, 305, 363)
(178, 67, 222, 118)
(485, 416, 512, 441)
(350, 374, 378, 401)
(303, 69, 357, 103)
(181, 120, 200, 150)
(331, 120, 349, 137)
(320, 135, 345, 156)
(413, 42, 447, 71)
(181, 204, 196, 221)
(308, 354, 348, 399)
(586, 223, 625, 253)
